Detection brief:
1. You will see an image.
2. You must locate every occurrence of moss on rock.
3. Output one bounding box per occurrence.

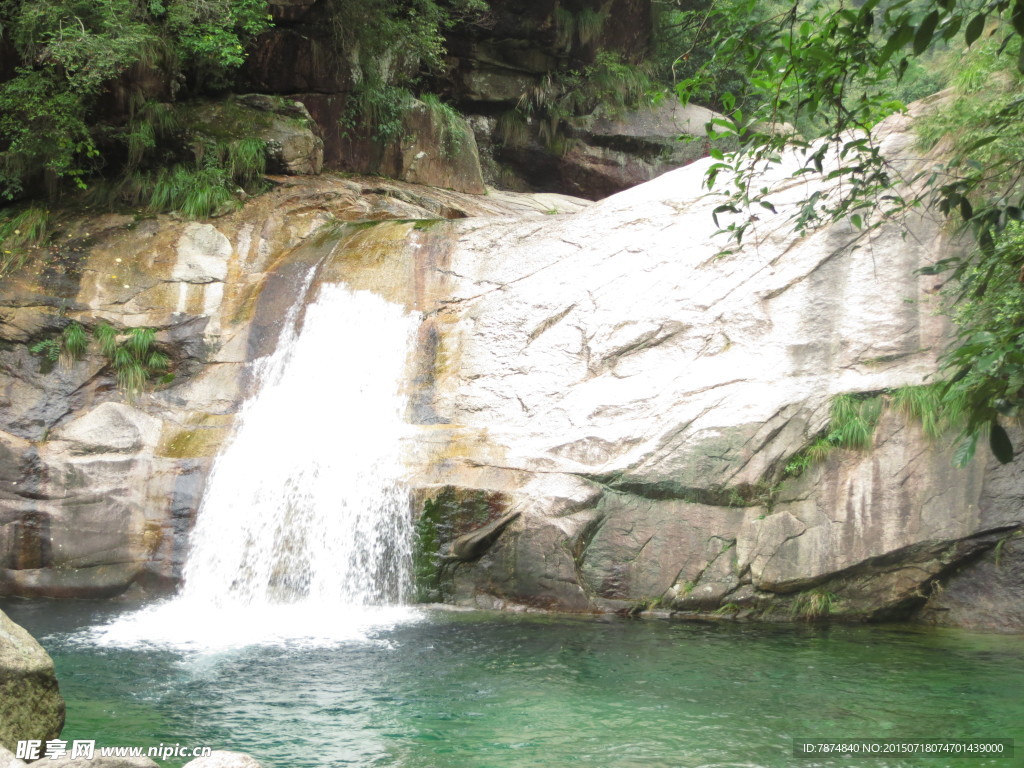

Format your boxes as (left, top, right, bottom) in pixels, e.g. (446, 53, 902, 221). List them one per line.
(0, 609, 64, 751)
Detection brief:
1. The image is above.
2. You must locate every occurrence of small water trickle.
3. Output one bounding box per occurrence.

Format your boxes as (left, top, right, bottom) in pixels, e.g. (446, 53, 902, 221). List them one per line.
(87, 274, 423, 650)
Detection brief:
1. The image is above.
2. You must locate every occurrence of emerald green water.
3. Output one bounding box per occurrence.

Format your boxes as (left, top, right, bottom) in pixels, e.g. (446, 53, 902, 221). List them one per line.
(4, 599, 1021, 768)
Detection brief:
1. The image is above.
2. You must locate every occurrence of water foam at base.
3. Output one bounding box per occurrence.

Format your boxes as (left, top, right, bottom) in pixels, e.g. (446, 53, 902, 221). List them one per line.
(82, 280, 423, 651)
(81, 599, 421, 651)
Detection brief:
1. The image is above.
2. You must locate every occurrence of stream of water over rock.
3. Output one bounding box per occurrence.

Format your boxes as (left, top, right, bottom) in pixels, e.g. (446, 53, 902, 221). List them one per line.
(86, 277, 422, 649)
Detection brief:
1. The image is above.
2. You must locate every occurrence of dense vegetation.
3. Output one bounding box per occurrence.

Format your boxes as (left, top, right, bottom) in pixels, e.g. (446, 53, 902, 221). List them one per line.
(0, 0, 484, 206)
(0, 0, 272, 199)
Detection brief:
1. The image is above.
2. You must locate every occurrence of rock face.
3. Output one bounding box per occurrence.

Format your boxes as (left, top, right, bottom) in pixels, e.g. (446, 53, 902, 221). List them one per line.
(917, 527, 1024, 632)
(481, 101, 720, 198)
(408, 101, 1023, 621)
(0, 101, 1021, 628)
(0, 176, 591, 599)
(0, 609, 64, 752)
(238, 0, 674, 197)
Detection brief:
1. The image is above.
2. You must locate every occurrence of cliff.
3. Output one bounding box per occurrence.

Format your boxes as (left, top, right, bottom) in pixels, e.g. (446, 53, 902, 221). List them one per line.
(0, 103, 1021, 629)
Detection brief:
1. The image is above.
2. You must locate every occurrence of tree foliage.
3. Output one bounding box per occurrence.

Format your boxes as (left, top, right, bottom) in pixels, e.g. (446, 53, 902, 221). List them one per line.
(0, 0, 272, 199)
(0, 0, 490, 199)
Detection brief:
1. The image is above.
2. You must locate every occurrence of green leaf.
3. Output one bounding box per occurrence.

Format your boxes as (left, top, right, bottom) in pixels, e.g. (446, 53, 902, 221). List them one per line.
(940, 14, 962, 41)
(1013, 0, 1024, 37)
(885, 22, 915, 57)
(953, 432, 978, 468)
(913, 11, 940, 55)
(965, 13, 985, 45)
(989, 422, 1015, 463)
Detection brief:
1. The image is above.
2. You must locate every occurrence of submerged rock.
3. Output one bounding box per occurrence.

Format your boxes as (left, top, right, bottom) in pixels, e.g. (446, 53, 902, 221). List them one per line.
(0, 745, 27, 768)
(0, 609, 64, 752)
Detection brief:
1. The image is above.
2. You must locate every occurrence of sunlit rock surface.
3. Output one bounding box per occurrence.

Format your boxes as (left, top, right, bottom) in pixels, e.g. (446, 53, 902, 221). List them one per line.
(0, 102, 1020, 626)
(0, 176, 588, 599)
(411, 102, 1022, 620)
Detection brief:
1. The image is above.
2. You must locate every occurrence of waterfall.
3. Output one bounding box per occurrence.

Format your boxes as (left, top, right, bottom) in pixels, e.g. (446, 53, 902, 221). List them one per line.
(86, 276, 422, 650)
(183, 280, 418, 608)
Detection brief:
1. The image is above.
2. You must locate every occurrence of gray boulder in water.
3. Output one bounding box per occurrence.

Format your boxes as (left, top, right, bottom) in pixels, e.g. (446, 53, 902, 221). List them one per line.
(0, 609, 64, 752)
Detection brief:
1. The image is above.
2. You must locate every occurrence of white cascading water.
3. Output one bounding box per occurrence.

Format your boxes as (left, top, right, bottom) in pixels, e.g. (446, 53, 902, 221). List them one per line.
(86, 276, 422, 650)
(183, 280, 416, 607)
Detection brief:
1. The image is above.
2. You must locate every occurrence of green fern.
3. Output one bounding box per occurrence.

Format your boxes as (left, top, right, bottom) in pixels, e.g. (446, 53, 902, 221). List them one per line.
(147, 351, 171, 371)
(496, 109, 530, 148)
(553, 6, 608, 51)
(575, 8, 608, 47)
(891, 385, 943, 439)
(29, 322, 89, 369)
(83, 323, 172, 398)
(30, 339, 61, 362)
(0, 206, 50, 275)
(125, 327, 156, 356)
(828, 394, 882, 450)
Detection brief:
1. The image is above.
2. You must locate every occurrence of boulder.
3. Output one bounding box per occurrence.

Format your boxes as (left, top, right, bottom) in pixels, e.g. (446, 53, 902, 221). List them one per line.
(0, 745, 27, 768)
(481, 100, 723, 199)
(560, 101, 721, 198)
(301, 95, 486, 193)
(181, 751, 263, 768)
(51, 403, 161, 456)
(184, 96, 324, 177)
(233, 95, 324, 176)
(412, 101, 1024, 620)
(0, 609, 64, 752)
(399, 101, 487, 194)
